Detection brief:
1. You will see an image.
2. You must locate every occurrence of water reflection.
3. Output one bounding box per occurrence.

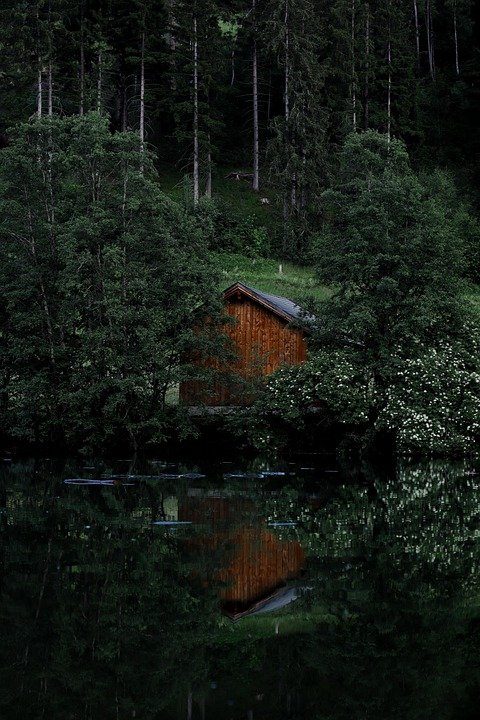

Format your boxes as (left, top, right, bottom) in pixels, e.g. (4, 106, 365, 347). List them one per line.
(0, 458, 479, 719)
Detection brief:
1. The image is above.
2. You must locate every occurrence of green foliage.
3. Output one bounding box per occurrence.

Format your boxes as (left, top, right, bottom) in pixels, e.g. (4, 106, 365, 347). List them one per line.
(0, 114, 222, 449)
(315, 131, 468, 363)
(190, 197, 270, 256)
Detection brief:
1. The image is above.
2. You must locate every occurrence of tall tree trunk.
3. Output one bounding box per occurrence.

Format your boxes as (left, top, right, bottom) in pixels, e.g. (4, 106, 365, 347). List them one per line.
(205, 134, 212, 197)
(252, 0, 259, 191)
(453, 1, 460, 75)
(47, 60, 53, 116)
(121, 79, 128, 131)
(283, 0, 290, 251)
(387, 35, 391, 141)
(139, 27, 146, 173)
(284, 0, 290, 124)
(79, 34, 85, 115)
(413, 0, 420, 69)
(97, 49, 103, 113)
(79, 4, 86, 116)
(37, 5, 43, 119)
(351, 0, 357, 131)
(37, 57, 43, 118)
(425, 0, 435, 81)
(267, 70, 272, 122)
(364, 2, 370, 129)
(230, 46, 235, 85)
(193, 16, 200, 205)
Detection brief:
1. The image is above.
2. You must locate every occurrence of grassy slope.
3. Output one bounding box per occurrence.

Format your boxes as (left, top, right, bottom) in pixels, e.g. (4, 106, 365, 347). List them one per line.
(214, 252, 330, 305)
(214, 605, 336, 642)
(158, 163, 480, 310)
(159, 163, 329, 304)
(466, 285, 480, 318)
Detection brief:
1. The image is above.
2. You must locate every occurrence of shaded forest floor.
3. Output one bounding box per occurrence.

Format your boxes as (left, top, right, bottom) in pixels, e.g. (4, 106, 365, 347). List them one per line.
(159, 162, 279, 234)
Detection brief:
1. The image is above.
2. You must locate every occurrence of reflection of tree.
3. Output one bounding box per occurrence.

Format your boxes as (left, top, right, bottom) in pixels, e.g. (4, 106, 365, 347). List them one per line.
(263, 460, 480, 719)
(0, 462, 219, 719)
(1, 460, 480, 719)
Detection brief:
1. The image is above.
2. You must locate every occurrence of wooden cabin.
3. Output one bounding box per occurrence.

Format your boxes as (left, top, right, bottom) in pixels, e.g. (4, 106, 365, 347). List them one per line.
(180, 281, 309, 406)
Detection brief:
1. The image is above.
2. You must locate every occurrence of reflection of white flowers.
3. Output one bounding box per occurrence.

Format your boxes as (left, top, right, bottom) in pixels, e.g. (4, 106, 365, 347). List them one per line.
(266, 461, 480, 592)
(377, 462, 480, 582)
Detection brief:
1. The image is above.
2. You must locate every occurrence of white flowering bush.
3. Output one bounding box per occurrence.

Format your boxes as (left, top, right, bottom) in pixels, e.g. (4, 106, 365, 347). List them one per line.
(377, 338, 480, 454)
(251, 329, 480, 456)
(260, 350, 373, 424)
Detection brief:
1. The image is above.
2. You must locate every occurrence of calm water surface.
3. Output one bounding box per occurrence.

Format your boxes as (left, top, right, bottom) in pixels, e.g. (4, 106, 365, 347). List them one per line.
(1, 453, 479, 719)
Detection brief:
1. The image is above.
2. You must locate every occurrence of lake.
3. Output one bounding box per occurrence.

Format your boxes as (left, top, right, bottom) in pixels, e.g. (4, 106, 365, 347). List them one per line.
(1, 453, 479, 719)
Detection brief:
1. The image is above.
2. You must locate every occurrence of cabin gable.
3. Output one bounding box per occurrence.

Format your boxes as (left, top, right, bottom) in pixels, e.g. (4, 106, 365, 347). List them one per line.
(180, 282, 308, 406)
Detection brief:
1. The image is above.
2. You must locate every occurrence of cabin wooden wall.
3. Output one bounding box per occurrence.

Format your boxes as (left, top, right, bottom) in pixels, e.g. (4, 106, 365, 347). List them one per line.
(218, 527, 304, 607)
(179, 496, 305, 611)
(180, 295, 308, 405)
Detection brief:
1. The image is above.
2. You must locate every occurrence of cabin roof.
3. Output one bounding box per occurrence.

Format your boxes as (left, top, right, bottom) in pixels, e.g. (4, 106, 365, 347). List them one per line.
(223, 584, 300, 622)
(224, 281, 304, 323)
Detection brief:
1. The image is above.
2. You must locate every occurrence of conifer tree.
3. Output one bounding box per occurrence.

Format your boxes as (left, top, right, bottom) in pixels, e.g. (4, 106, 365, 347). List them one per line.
(265, 0, 328, 255)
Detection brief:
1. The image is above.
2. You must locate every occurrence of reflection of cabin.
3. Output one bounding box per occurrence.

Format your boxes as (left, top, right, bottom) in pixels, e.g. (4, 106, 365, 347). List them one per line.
(179, 494, 305, 620)
(180, 282, 309, 406)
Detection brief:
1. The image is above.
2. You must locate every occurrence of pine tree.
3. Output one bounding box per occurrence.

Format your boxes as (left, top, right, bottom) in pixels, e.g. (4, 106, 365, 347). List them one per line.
(166, 0, 224, 203)
(264, 0, 328, 255)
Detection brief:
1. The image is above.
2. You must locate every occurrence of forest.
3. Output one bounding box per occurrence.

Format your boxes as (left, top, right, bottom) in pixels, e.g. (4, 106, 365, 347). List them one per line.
(0, 0, 479, 455)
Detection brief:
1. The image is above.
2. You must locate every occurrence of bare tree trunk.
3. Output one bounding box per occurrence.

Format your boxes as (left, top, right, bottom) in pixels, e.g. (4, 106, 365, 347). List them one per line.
(193, 16, 200, 205)
(79, 4, 85, 115)
(283, 0, 290, 251)
(453, 1, 460, 75)
(47, 60, 53, 116)
(267, 70, 272, 122)
(97, 49, 103, 113)
(300, 144, 307, 211)
(284, 0, 290, 124)
(351, 0, 357, 131)
(79, 36, 85, 115)
(364, 2, 370, 129)
(231, 47, 236, 85)
(425, 0, 435, 81)
(387, 36, 391, 142)
(121, 80, 128, 131)
(37, 58, 43, 118)
(413, 0, 420, 69)
(205, 135, 212, 197)
(252, 0, 259, 191)
(139, 27, 146, 173)
(36, 3, 43, 119)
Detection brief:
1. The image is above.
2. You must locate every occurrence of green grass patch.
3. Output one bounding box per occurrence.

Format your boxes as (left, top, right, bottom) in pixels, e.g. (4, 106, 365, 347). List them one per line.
(466, 284, 480, 318)
(214, 605, 336, 644)
(215, 252, 330, 306)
